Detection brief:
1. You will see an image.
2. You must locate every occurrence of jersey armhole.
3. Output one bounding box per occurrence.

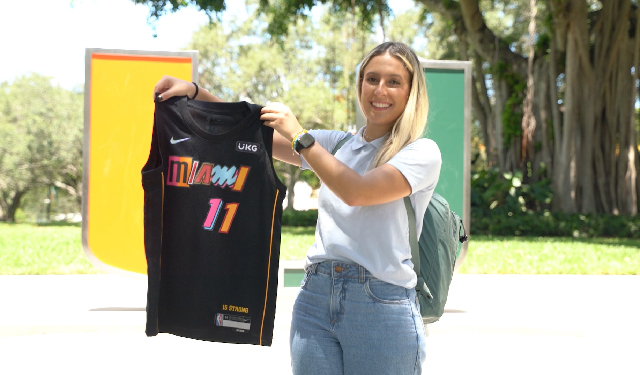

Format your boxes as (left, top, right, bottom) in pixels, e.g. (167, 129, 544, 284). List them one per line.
(142, 119, 161, 173)
(259, 117, 287, 193)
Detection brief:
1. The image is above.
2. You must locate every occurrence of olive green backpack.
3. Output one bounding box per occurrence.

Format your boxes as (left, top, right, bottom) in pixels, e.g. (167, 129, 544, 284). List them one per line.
(332, 132, 468, 324)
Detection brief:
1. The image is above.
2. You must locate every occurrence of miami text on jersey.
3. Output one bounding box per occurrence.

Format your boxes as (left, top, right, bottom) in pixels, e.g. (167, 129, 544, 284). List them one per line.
(166, 155, 250, 192)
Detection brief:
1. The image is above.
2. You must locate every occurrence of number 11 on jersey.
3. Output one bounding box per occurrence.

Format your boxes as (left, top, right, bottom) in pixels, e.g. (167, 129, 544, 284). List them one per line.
(203, 198, 239, 233)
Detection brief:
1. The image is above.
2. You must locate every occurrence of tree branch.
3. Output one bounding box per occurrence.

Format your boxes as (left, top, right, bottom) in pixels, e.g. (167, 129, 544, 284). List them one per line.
(416, 0, 526, 77)
(52, 181, 80, 198)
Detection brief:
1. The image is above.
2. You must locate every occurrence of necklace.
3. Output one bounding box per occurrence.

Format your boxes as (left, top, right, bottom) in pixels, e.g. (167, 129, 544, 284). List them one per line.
(363, 126, 389, 143)
(363, 127, 374, 142)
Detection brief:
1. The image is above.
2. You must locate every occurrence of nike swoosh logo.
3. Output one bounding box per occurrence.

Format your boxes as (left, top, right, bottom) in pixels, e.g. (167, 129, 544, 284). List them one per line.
(170, 137, 190, 144)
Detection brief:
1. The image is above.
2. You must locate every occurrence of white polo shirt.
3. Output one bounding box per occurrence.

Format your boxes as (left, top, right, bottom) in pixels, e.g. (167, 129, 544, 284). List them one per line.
(300, 127, 441, 288)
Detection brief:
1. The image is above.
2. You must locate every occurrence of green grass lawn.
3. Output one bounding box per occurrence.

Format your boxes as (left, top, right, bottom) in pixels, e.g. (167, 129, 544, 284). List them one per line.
(1, 223, 639, 275)
(0, 222, 100, 275)
(458, 235, 640, 274)
(280, 226, 315, 260)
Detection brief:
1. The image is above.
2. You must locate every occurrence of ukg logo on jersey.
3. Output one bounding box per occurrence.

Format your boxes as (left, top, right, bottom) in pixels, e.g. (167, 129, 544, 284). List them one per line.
(166, 155, 250, 192)
(236, 141, 260, 154)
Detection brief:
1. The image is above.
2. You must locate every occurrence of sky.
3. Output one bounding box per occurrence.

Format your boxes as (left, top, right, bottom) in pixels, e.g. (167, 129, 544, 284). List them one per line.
(0, 0, 416, 91)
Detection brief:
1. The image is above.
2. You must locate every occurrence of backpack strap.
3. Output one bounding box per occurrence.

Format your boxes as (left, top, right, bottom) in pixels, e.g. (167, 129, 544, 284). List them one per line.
(458, 215, 469, 243)
(331, 132, 354, 155)
(403, 197, 420, 278)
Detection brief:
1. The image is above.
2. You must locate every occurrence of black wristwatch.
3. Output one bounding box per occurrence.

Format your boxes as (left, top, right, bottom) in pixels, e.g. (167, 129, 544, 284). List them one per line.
(295, 133, 316, 153)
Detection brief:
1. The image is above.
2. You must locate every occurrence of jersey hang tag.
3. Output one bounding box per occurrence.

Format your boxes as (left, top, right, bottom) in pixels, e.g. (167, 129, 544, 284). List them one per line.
(236, 141, 260, 154)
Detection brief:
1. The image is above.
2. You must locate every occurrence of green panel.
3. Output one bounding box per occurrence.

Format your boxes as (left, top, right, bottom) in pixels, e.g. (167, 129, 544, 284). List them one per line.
(423, 68, 465, 220)
(283, 269, 305, 287)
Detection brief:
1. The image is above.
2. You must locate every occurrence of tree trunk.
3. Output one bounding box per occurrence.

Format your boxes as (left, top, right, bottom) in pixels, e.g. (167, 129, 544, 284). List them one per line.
(0, 193, 7, 221)
(532, 58, 551, 179)
(575, 0, 596, 214)
(622, 2, 640, 215)
(590, 0, 637, 215)
(418, 0, 640, 214)
(472, 53, 495, 166)
(593, 133, 610, 213)
(617, 36, 637, 215)
(632, 3, 640, 215)
(548, 36, 562, 178)
(521, 0, 537, 173)
(460, 34, 494, 168)
(457, 0, 526, 76)
(494, 79, 507, 171)
(5, 190, 27, 223)
(553, 24, 582, 213)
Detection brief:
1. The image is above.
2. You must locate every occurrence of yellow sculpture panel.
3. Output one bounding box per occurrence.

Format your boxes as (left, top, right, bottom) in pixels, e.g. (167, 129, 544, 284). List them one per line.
(83, 49, 198, 275)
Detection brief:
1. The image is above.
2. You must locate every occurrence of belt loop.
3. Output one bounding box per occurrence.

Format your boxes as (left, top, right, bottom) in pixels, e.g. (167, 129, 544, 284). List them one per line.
(308, 263, 319, 274)
(359, 265, 366, 284)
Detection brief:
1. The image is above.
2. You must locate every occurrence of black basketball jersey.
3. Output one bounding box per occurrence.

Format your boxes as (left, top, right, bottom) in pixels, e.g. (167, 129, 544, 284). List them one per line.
(142, 96, 286, 346)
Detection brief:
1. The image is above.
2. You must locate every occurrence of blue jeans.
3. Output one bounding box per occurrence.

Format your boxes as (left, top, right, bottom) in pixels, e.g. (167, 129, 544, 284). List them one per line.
(290, 261, 426, 375)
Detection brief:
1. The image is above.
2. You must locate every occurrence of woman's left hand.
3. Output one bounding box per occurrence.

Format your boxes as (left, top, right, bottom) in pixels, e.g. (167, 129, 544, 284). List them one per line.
(260, 102, 304, 142)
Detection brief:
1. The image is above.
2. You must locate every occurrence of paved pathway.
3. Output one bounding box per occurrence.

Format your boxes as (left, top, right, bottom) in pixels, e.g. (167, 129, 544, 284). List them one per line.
(1, 274, 638, 374)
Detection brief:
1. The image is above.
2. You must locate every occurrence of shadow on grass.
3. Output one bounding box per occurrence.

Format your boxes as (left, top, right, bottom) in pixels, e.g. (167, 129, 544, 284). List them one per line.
(282, 226, 315, 236)
(472, 234, 640, 249)
(36, 221, 82, 228)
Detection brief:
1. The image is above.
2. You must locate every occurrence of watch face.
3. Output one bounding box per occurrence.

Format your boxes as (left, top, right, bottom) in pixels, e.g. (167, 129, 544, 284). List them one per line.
(296, 133, 315, 152)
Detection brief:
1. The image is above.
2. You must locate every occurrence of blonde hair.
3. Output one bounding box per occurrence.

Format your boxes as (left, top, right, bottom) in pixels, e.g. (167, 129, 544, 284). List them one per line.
(356, 42, 429, 168)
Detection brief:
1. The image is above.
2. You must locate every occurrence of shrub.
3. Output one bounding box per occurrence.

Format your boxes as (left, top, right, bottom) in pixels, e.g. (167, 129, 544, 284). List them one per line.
(471, 211, 640, 238)
(282, 209, 318, 227)
(470, 167, 640, 238)
(281, 170, 640, 238)
(471, 167, 553, 218)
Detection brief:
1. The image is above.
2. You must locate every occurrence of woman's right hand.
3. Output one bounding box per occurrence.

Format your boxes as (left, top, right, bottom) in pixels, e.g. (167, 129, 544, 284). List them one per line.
(153, 76, 196, 102)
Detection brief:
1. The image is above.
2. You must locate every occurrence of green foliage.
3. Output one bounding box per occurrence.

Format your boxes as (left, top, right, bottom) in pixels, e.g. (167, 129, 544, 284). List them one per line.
(189, 8, 352, 128)
(471, 168, 640, 238)
(132, 0, 389, 40)
(282, 209, 318, 226)
(299, 169, 320, 190)
(535, 32, 551, 53)
(387, 8, 426, 46)
(415, 7, 459, 60)
(480, 0, 534, 54)
(472, 211, 640, 239)
(187, 3, 380, 206)
(491, 60, 526, 146)
(131, 0, 226, 21)
(313, 6, 378, 130)
(259, 0, 389, 43)
(18, 185, 81, 223)
(0, 74, 83, 222)
(471, 167, 553, 217)
(502, 94, 524, 146)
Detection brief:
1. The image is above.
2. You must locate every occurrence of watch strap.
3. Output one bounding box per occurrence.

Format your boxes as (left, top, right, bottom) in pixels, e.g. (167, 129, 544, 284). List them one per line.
(294, 132, 315, 153)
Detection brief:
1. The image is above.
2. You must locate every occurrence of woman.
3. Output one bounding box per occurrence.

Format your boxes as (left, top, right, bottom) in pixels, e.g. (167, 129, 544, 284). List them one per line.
(154, 42, 441, 375)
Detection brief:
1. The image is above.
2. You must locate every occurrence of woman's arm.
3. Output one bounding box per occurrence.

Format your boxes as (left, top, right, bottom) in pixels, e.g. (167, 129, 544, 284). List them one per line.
(301, 142, 411, 206)
(153, 76, 223, 103)
(272, 131, 302, 167)
(261, 103, 412, 207)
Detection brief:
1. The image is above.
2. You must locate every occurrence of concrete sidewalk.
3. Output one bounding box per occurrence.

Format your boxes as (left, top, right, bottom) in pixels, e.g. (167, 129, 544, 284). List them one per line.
(1, 274, 638, 374)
